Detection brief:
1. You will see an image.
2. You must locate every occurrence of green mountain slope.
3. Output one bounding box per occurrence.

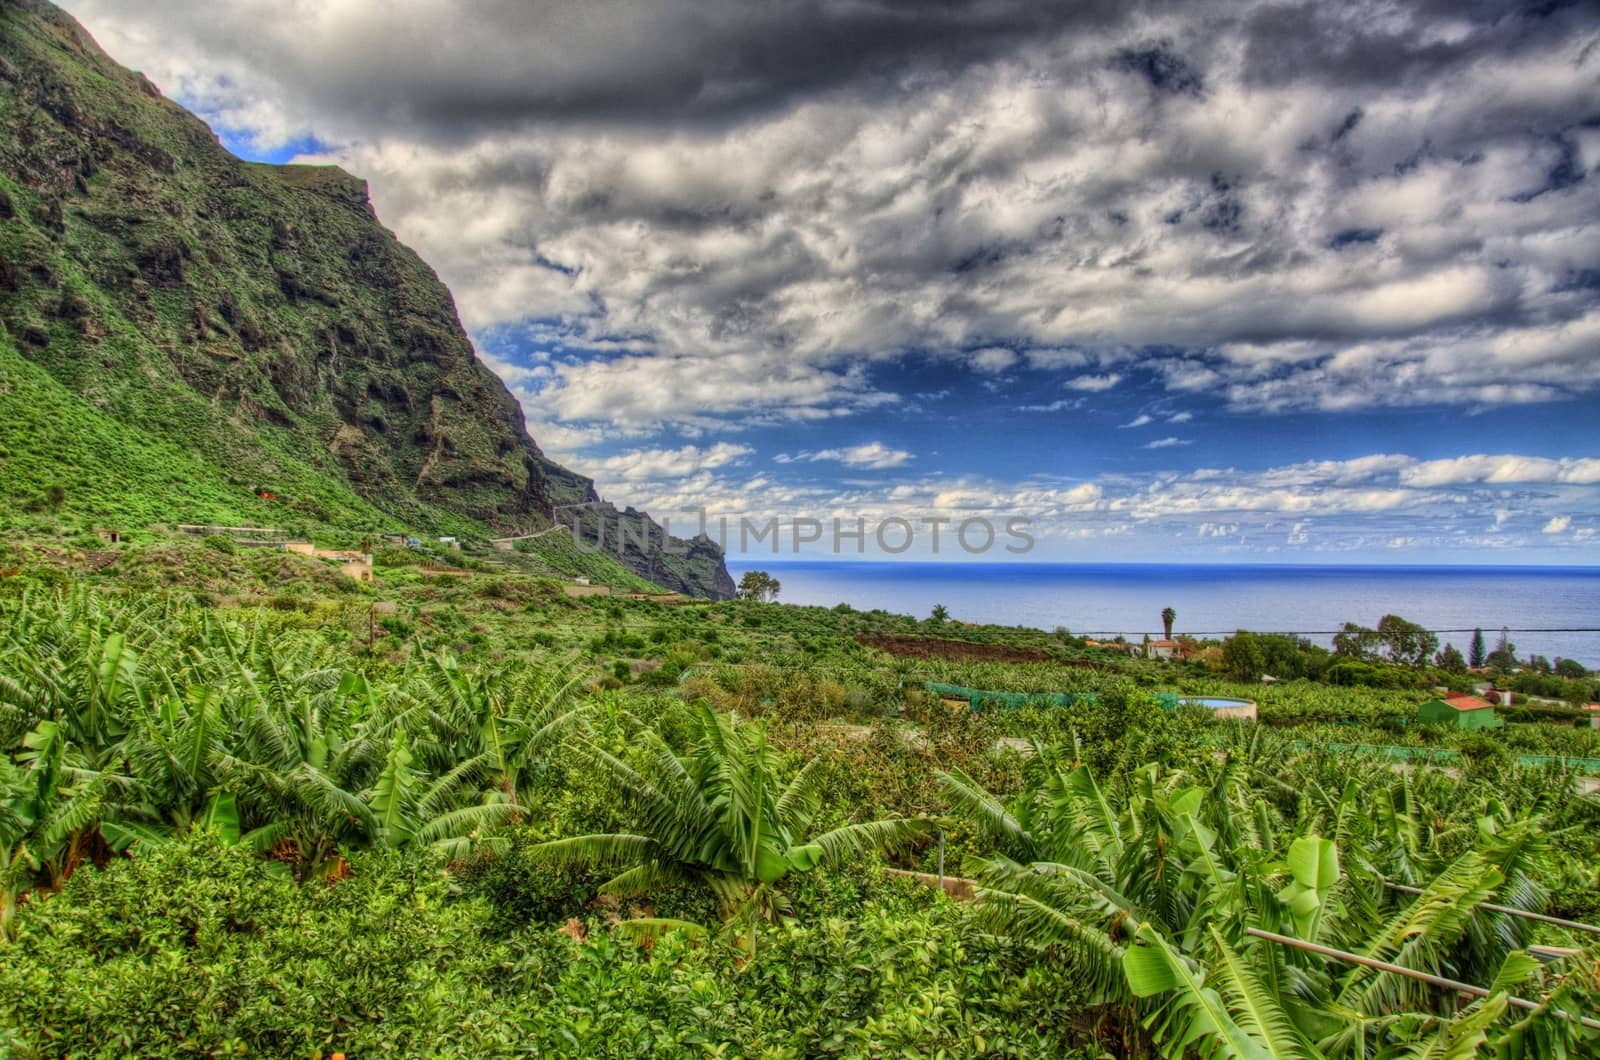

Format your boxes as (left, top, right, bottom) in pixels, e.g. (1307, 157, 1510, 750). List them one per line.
(0, 0, 733, 598)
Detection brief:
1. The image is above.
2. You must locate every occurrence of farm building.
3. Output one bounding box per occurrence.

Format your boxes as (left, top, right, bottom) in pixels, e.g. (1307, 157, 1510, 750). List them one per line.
(1417, 693, 1503, 730)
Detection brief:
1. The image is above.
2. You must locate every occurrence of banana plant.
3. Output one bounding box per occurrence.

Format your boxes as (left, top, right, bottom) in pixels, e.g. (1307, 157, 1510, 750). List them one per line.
(382, 653, 593, 810)
(106, 684, 239, 846)
(363, 731, 516, 859)
(0, 721, 106, 939)
(942, 751, 1600, 1058)
(0, 599, 148, 768)
(529, 703, 932, 933)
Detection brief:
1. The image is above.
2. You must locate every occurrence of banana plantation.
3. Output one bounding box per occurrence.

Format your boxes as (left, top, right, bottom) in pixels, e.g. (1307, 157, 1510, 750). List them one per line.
(1, 586, 1597, 1057)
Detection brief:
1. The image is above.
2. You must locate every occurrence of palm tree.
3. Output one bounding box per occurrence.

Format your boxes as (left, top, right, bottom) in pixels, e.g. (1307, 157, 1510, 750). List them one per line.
(1161, 607, 1176, 640)
(529, 704, 931, 936)
(930, 604, 950, 625)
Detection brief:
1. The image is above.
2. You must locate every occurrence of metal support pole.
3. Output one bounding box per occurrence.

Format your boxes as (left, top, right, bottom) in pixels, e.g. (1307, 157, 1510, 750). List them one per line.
(1244, 928, 1600, 1030)
(1382, 881, 1600, 935)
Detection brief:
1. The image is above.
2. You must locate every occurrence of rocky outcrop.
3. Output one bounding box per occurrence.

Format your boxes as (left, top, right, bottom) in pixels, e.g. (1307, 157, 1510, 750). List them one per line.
(0, 1, 731, 597)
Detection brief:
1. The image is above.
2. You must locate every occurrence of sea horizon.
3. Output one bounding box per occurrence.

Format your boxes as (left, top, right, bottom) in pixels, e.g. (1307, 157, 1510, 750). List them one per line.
(725, 559, 1600, 663)
(727, 558, 1600, 571)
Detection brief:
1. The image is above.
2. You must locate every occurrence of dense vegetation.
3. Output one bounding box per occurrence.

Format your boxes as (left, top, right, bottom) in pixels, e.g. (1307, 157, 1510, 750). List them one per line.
(1, 544, 1597, 1056)
(2, 3, 1594, 1053)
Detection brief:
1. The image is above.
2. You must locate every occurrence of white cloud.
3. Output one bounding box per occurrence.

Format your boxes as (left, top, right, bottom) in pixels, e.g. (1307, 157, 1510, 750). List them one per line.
(1401, 455, 1600, 488)
(580, 446, 1600, 560)
(1121, 414, 1153, 428)
(778, 442, 913, 470)
(1543, 515, 1572, 534)
(1019, 397, 1085, 413)
(588, 442, 752, 483)
(969, 347, 1019, 374)
(1144, 436, 1190, 449)
(1066, 373, 1123, 393)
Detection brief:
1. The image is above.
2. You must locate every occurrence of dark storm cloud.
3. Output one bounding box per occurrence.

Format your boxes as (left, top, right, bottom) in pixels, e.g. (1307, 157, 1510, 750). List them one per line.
(61, 0, 1600, 430)
(1237, 0, 1589, 88)
(1115, 43, 1205, 97)
(68, 0, 1590, 137)
(79, 0, 1134, 135)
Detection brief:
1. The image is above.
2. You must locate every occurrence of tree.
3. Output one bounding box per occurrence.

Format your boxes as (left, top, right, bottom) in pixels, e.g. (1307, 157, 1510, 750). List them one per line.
(1376, 613, 1437, 669)
(43, 483, 66, 513)
(1486, 627, 1517, 671)
(1160, 607, 1176, 640)
(929, 604, 950, 625)
(1221, 631, 1265, 681)
(1469, 628, 1486, 669)
(1332, 622, 1381, 662)
(1435, 643, 1467, 673)
(736, 570, 781, 602)
(1555, 657, 1587, 679)
(528, 705, 930, 933)
(362, 731, 516, 860)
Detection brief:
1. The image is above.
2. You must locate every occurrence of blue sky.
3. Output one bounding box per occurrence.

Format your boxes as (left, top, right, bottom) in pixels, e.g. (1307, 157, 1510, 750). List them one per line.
(63, 0, 1600, 563)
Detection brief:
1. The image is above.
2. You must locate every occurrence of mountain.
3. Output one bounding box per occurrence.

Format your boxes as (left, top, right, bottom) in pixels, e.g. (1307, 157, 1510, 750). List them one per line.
(0, 0, 733, 599)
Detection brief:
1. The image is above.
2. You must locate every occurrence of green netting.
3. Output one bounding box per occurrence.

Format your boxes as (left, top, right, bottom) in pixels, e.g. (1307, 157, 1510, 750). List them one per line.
(1291, 741, 1460, 763)
(1512, 753, 1600, 772)
(923, 682, 1098, 712)
(1287, 741, 1600, 773)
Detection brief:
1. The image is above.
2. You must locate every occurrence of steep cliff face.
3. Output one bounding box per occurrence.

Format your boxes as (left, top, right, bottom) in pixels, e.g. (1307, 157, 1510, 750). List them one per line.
(0, 0, 731, 598)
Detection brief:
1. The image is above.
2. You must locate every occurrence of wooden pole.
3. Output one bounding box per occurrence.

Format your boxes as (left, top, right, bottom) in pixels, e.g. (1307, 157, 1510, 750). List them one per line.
(1244, 927, 1600, 1030)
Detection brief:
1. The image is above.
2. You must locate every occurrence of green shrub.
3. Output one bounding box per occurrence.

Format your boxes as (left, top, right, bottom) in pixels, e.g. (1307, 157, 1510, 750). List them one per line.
(202, 534, 236, 555)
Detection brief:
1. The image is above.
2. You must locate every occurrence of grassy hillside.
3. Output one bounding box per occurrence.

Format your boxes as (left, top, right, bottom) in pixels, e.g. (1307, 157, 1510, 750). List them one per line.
(0, 330, 404, 536)
(0, 0, 732, 596)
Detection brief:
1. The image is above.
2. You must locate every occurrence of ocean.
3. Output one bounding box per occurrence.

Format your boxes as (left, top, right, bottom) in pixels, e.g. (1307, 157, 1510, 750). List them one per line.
(724, 561, 1600, 665)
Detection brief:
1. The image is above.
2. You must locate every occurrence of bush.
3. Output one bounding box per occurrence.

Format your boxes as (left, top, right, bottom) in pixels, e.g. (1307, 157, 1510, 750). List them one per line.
(374, 546, 421, 567)
(0, 836, 560, 1056)
(202, 534, 236, 555)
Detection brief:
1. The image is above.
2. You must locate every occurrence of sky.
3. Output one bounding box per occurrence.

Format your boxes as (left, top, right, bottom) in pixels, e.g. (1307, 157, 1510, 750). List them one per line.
(61, 0, 1600, 563)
